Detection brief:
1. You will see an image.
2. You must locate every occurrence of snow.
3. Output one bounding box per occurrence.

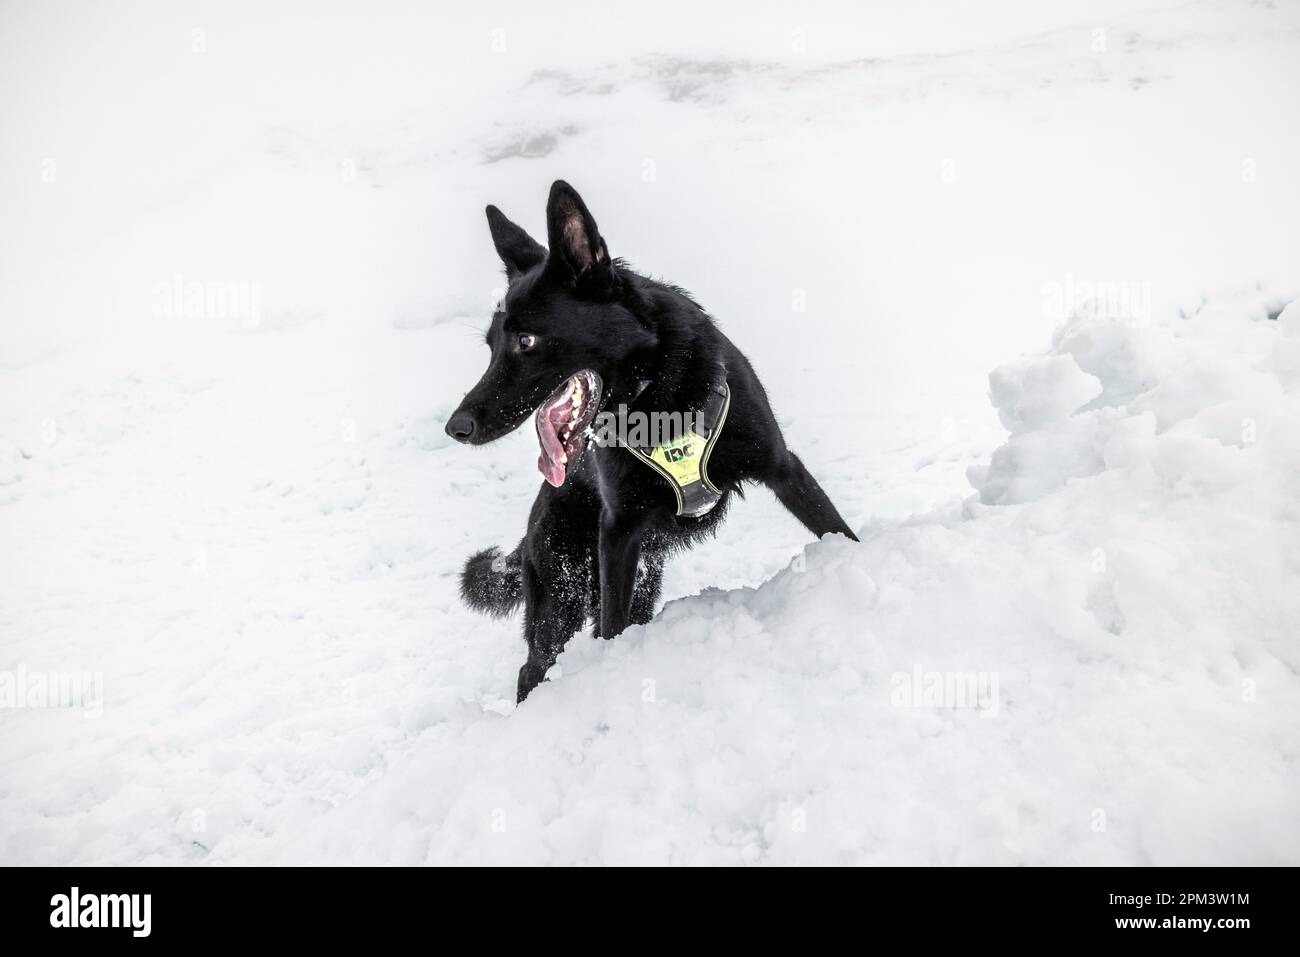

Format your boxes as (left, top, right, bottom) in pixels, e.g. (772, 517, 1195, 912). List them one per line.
(1, 0, 1298, 865)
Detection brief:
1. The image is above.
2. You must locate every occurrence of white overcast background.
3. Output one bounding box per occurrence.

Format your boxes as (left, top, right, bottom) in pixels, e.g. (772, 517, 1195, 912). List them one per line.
(1, 0, 1298, 864)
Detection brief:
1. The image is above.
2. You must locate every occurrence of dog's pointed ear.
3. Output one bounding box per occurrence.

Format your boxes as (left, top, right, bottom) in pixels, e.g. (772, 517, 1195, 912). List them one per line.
(545, 180, 613, 284)
(486, 205, 546, 280)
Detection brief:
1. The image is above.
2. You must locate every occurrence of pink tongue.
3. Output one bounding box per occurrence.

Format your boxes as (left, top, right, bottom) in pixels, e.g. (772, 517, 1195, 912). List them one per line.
(535, 383, 573, 487)
(537, 442, 565, 487)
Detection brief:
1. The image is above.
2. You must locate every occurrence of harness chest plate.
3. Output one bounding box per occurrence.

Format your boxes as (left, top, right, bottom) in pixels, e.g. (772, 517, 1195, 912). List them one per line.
(625, 381, 731, 518)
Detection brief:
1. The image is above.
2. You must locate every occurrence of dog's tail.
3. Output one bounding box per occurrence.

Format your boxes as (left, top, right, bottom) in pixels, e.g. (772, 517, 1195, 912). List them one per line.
(460, 543, 524, 617)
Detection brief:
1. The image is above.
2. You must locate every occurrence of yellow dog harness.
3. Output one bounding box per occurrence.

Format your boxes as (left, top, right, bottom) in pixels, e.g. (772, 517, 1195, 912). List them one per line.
(625, 381, 731, 518)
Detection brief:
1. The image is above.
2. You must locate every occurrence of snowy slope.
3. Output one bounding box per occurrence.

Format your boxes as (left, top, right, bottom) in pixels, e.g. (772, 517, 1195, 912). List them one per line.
(1, 0, 1298, 865)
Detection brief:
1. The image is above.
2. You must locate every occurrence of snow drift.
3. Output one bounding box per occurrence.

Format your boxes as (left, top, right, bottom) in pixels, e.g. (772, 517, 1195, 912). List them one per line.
(238, 292, 1300, 865)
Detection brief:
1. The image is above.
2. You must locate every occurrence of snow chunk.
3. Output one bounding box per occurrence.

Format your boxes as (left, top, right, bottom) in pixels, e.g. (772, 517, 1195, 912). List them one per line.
(988, 353, 1103, 433)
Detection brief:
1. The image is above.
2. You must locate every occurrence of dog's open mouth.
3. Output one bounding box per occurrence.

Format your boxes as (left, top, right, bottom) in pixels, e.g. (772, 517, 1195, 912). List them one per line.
(535, 370, 602, 488)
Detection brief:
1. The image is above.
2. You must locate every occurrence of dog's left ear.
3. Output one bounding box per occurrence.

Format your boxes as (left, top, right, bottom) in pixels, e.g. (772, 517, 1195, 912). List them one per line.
(486, 205, 547, 280)
(545, 180, 616, 296)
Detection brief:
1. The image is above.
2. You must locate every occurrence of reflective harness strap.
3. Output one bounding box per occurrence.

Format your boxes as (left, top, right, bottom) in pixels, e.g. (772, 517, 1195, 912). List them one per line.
(625, 380, 731, 518)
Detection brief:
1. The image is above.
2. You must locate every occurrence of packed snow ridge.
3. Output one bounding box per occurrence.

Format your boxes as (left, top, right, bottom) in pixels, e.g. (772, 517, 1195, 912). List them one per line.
(253, 290, 1300, 865)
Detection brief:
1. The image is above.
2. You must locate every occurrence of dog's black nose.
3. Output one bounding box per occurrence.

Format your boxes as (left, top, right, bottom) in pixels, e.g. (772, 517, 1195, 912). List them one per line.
(445, 411, 476, 443)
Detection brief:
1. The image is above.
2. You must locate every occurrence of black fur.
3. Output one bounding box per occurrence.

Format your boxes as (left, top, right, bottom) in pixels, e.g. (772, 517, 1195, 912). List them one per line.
(448, 181, 857, 702)
(460, 546, 523, 617)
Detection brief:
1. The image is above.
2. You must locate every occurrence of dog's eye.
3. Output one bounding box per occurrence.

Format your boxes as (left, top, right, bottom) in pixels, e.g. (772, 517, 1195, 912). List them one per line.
(517, 334, 538, 351)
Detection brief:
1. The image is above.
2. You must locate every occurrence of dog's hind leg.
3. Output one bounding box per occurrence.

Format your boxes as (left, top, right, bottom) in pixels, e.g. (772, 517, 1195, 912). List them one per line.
(764, 452, 859, 542)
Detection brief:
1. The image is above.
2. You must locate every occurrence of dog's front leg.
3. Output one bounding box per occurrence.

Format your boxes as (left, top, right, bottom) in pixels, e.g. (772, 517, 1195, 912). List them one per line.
(597, 511, 643, 639)
(517, 559, 587, 702)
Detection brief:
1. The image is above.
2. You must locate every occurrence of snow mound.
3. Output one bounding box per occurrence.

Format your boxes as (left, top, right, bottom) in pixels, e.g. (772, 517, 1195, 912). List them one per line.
(256, 291, 1300, 866)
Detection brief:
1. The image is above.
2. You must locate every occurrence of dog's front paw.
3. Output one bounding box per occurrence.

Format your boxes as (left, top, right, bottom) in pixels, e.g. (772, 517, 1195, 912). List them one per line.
(515, 660, 547, 703)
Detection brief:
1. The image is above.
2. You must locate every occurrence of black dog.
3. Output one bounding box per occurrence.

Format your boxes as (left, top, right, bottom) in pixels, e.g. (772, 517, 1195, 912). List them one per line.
(446, 181, 857, 702)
